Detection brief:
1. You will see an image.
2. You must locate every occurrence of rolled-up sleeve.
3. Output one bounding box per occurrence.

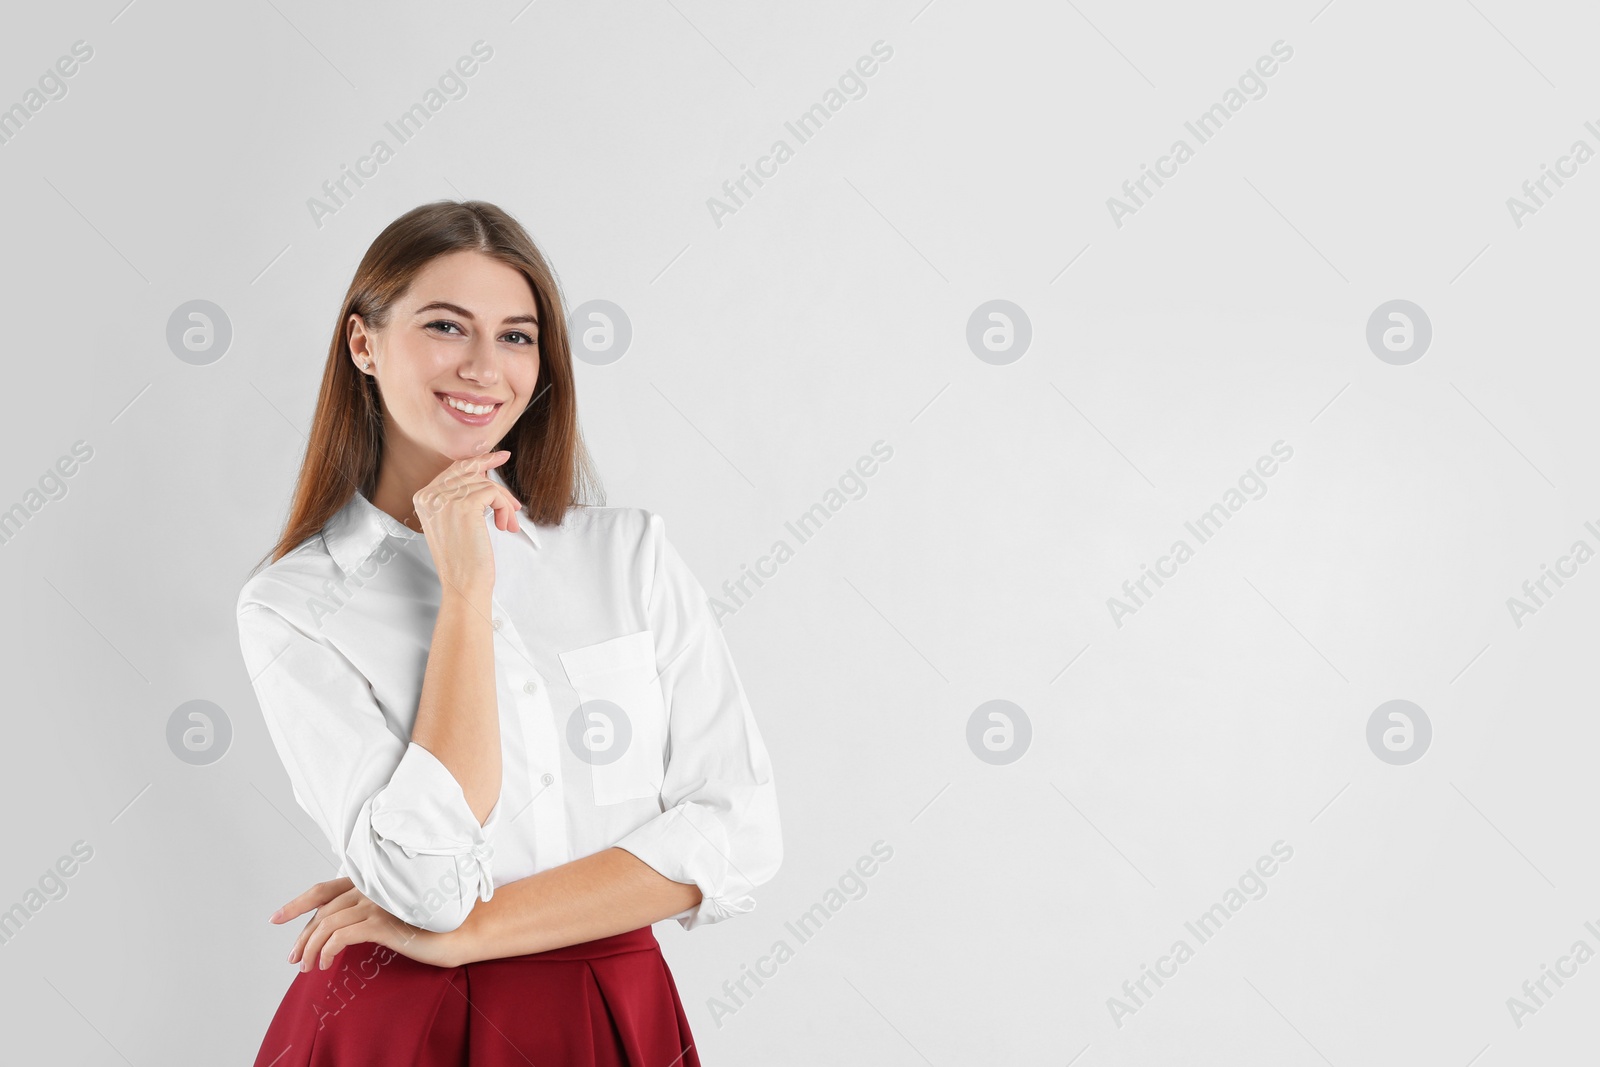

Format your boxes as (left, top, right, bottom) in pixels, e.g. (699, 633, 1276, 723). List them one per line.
(236, 602, 499, 933)
(610, 512, 782, 930)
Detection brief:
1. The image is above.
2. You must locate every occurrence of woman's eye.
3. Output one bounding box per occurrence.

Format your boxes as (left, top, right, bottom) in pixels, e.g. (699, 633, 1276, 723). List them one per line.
(427, 321, 532, 345)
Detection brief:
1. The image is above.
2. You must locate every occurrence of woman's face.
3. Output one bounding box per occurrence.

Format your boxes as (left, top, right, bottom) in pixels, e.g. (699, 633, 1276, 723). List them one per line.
(348, 250, 542, 462)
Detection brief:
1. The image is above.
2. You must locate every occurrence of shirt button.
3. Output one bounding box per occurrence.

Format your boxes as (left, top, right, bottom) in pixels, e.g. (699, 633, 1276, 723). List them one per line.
(492, 617, 504, 630)
(540, 772, 555, 786)
(523, 681, 537, 694)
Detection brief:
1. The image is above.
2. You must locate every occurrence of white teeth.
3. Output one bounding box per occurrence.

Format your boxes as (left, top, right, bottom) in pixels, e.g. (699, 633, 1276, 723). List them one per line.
(443, 396, 495, 415)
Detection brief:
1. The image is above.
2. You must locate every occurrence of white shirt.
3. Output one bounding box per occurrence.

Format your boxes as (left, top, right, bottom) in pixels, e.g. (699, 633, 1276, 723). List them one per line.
(235, 466, 782, 934)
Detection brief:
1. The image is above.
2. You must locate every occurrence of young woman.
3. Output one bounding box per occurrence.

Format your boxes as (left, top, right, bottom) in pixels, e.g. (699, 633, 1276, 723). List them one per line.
(236, 200, 782, 1065)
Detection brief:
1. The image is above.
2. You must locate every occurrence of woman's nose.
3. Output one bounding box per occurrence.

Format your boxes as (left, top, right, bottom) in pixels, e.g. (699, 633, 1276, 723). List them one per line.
(457, 337, 499, 382)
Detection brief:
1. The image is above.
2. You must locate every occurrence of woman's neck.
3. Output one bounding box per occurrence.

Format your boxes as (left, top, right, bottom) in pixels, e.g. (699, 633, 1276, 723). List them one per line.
(369, 445, 453, 533)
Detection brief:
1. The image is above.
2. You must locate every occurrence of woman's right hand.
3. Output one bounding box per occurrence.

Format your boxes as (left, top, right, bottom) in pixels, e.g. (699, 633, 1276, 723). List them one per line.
(413, 449, 523, 599)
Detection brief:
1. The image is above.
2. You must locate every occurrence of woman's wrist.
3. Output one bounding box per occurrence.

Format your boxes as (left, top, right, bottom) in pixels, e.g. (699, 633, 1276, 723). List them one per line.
(439, 576, 494, 611)
(447, 910, 484, 967)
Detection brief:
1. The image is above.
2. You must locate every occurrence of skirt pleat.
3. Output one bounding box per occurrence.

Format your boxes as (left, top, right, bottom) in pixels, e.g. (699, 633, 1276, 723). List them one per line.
(585, 947, 698, 1066)
(251, 926, 701, 1067)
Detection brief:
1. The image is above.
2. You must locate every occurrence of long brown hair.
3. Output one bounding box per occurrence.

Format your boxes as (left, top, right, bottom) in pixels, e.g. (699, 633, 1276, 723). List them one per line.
(251, 199, 601, 574)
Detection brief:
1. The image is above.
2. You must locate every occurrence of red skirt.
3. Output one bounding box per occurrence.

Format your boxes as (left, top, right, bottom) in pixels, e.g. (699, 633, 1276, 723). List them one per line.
(251, 925, 701, 1066)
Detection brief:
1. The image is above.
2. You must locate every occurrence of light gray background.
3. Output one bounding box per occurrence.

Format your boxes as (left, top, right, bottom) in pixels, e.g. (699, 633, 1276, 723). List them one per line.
(1, 0, 1594, 1063)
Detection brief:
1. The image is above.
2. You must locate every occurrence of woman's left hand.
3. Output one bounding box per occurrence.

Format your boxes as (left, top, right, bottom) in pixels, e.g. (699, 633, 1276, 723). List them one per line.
(269, 877, 461, 971)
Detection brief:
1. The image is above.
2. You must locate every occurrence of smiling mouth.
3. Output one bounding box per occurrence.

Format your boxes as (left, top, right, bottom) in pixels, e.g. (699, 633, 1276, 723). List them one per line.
(440, 394, 499, 415)
(435, 393, 504, 424)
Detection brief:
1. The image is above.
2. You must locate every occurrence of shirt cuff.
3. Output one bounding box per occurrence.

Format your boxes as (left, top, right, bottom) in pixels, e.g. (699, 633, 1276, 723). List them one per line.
(611, 803, 756, 930)
(368, 740, 499, 904)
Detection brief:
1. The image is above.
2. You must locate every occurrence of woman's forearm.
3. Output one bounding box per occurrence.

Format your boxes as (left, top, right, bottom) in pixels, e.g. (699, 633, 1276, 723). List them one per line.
(451, 847, 703, 962)
(408, 584, 501, 823)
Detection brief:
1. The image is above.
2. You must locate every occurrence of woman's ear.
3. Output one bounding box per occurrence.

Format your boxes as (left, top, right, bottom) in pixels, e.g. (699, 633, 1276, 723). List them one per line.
(348, 313, 374, 371)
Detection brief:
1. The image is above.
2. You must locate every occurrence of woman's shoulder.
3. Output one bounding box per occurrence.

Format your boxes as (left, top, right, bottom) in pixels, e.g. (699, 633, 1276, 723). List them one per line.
(235, 531, 341, 623)
(544, 504, 669, 581)
(549, 502, 657, 547)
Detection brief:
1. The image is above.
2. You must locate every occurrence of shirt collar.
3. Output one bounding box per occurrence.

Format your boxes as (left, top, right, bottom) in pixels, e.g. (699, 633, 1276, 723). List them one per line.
(322, 464, 540, 580)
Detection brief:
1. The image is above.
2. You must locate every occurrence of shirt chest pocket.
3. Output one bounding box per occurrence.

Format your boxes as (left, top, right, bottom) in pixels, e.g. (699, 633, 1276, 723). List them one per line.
(558, 630, 668, 804)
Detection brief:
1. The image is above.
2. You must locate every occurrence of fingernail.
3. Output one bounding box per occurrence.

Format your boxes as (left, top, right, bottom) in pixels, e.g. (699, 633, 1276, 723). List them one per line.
(268, 908, 282, 923)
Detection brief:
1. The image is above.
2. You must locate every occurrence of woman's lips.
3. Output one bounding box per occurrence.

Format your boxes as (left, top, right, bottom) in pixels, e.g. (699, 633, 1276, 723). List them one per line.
(436, 392, 502, 426)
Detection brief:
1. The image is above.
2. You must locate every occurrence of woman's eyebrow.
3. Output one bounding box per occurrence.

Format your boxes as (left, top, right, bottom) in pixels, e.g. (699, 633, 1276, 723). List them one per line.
(413, 300, 539, 326)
